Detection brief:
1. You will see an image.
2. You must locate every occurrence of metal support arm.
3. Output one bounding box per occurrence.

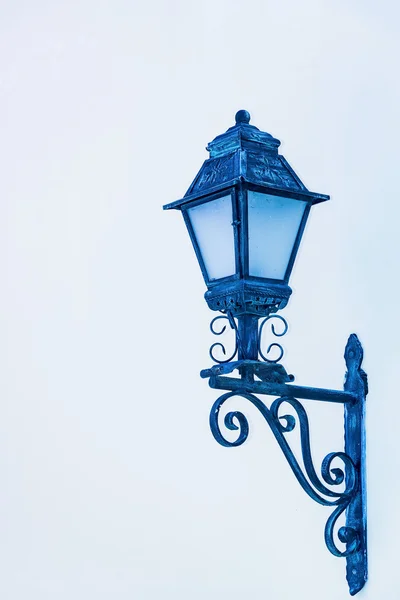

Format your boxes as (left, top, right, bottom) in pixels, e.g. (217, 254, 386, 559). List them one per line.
(204, 332, 367, 596)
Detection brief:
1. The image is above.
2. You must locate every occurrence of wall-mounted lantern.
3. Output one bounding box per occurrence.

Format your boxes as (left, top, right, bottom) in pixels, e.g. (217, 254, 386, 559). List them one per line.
(163, 111, 367, 596)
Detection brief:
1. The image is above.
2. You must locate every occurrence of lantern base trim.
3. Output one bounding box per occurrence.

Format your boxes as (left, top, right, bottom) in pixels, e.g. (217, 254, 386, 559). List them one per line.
(205, 279, 292, 316)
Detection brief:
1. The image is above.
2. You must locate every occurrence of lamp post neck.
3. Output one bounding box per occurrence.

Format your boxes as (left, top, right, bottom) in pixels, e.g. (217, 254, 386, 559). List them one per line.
(236, 314, 259, 382)
(237, 314, 259, 361)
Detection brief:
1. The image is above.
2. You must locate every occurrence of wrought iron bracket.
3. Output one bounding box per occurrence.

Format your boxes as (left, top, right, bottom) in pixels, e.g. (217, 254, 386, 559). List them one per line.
(202, 333, 367, 596)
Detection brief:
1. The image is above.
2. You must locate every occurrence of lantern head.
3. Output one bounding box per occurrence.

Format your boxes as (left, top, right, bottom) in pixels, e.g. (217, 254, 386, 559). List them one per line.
(164, 110, 329, 316)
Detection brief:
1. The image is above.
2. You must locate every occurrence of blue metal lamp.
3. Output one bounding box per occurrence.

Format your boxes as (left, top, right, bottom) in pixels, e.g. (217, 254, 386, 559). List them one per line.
(163, 111, 367, 596)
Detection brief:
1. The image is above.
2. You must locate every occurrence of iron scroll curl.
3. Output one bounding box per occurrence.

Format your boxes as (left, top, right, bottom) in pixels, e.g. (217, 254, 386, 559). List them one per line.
(209, 314, 238, 363)
(258, 315, 288, 363)
(209, 391, 360, 558)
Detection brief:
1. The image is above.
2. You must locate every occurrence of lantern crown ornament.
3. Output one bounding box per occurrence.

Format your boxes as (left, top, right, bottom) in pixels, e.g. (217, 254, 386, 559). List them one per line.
(164, 111, 329, 316)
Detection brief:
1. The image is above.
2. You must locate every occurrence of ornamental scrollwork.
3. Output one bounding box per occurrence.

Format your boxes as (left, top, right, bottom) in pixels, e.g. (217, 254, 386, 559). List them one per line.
(193, 154, 235, 191)
(258, 315, 288, 363)
(209, 314, 238, 364)
(209, 392, 360, 558)
(247, 153, 303, 190)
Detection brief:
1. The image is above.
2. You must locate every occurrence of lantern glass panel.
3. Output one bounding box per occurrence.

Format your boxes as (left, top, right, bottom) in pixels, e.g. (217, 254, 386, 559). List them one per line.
(248, 191, 306, 280)
(187, 194, 236, 281)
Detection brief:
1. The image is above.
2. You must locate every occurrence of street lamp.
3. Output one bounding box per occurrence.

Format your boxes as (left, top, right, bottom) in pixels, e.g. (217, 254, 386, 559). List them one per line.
(164, 111, 367, 596)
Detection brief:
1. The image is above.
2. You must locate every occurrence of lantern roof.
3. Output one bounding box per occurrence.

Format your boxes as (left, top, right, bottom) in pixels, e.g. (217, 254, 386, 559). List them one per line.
(163, 110, 329, 210)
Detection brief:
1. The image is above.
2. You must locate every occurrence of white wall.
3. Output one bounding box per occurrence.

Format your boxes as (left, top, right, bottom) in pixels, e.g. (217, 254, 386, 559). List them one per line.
(0, 1, 398, 598)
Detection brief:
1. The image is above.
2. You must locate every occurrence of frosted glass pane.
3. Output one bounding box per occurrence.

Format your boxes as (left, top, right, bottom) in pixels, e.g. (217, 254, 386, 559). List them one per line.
(248, 191, 306, 279)
(188, 195, 236, 280)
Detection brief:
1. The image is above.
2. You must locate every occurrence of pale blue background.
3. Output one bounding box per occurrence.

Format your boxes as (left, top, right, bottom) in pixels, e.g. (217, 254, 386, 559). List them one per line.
(0, 1, 398, 598)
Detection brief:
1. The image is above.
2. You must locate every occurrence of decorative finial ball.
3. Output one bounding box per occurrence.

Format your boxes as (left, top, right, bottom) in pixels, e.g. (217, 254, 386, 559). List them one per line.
(235, 110, 251, 124)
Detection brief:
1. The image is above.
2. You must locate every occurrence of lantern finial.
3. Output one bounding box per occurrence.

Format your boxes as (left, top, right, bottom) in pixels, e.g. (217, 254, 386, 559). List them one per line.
(235, 109, 251, 124)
